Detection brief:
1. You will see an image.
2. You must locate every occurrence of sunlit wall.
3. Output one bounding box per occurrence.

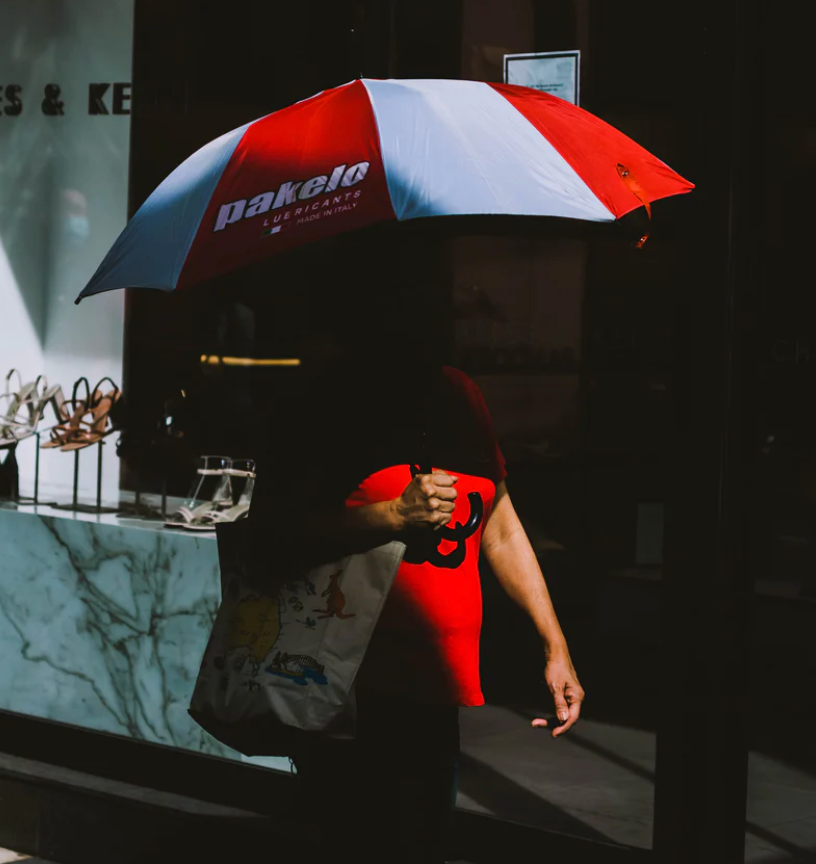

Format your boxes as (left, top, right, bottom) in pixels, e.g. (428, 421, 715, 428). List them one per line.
(0, 0, 132, 502)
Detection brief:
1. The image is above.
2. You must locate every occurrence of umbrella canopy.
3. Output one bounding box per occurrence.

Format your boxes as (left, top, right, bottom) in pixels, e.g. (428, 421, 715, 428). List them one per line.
(75, 78, 693, 304)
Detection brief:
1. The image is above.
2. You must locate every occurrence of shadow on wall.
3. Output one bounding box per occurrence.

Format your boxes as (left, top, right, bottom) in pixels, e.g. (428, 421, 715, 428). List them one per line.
(0, 1, 65, 347)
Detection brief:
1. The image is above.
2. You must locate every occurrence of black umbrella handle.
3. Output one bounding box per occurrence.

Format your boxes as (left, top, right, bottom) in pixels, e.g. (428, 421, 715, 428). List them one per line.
(416, 430, 432, 476)
(413, 369, 441, 476)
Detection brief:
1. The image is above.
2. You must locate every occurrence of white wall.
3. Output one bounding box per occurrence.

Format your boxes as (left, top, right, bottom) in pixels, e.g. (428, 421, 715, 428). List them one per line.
(0, 0, 132, 503)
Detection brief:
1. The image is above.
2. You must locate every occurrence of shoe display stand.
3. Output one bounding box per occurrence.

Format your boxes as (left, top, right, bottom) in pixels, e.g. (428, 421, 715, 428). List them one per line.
(1, 433, 59, 508)
(129, 485, 167, 521)
(114, 472, 166, 521)
(0, 441, 20, 501)
(51, 439, 120, 515)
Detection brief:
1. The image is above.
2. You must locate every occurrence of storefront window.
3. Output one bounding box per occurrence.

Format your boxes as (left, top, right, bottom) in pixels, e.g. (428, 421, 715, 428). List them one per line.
(118, 0, 692, 849)
(0, 0, 132, 503)
(1, 1, 738, 858)
(744, 8, 816, 861)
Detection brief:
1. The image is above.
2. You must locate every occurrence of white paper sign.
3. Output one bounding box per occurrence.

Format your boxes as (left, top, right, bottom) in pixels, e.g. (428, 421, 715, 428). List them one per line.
(504, 50, 581, 105)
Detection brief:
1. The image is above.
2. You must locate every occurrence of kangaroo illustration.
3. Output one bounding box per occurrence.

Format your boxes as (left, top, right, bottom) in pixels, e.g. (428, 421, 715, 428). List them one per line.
(313, 571, 355, 619)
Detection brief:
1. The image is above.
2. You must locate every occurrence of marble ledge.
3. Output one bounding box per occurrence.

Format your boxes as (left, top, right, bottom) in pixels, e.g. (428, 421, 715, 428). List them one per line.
(0, 500, 215, 537)
(0, 503, 290, 774)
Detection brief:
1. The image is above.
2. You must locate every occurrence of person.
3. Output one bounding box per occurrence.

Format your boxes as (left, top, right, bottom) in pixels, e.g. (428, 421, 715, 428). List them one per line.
(247, 258, 584, 864)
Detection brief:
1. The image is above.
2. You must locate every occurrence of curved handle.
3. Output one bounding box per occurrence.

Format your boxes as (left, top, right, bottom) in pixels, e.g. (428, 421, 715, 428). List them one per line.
(437, 490, 483, 540)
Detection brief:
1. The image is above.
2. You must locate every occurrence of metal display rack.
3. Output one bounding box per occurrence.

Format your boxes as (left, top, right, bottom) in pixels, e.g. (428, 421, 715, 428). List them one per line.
(1, 432, 59, 507)
(50, 439, 119, 514)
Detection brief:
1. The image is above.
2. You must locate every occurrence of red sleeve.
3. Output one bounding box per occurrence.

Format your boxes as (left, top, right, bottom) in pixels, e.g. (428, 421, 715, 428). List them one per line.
(442, 366, 507, 485)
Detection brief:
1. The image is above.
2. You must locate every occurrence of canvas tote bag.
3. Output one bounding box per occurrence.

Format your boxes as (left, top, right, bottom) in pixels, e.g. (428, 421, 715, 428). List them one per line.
(188, 516, 406, 756)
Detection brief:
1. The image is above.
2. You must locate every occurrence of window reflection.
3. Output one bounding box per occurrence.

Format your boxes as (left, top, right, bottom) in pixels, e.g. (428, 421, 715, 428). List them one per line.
(744, 9, 816, 859)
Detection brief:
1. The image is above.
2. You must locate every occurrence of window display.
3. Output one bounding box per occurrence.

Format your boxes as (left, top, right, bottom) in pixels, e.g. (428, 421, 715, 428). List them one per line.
(0, 0, 132, 504)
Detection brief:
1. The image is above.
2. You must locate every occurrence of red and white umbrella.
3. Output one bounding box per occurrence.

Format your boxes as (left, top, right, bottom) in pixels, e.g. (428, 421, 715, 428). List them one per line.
(76, 78, 693, 303)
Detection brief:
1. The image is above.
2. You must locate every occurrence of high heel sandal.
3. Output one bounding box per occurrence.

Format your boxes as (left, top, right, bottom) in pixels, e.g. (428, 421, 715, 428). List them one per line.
(1, 370, 39, 447)
(163, 456, 234, 529)
(184, 461, 256, 531)
(0, 370, 30, 421)
(0, 372, 66, 447)
(42, 378, 91, 449)
(60, 377, 122, 452)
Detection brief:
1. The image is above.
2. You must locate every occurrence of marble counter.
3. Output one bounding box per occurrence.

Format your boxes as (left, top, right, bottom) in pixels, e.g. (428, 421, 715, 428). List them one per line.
(0, 504, 289, 772)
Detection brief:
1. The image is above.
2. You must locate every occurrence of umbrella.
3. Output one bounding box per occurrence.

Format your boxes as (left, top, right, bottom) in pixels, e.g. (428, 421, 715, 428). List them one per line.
(75, 78, 693, 304)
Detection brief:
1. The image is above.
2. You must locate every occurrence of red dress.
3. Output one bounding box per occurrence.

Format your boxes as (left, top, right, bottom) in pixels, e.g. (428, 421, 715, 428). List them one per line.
(350, 367, 506, 707)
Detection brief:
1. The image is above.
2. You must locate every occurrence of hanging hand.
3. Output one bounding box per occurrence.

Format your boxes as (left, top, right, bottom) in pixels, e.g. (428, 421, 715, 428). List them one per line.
(531, 652, 585, 739)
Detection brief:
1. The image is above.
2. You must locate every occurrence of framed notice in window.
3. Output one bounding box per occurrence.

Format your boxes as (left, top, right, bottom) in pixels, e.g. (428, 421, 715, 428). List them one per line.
(503, 50, 581, 105)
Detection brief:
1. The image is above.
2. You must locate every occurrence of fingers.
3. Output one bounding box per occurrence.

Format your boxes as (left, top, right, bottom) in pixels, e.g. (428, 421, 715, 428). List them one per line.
(541, 678, 584, 738)
(531, 710, 580, 738)
(417, 473, 458, 502)
(552, 682, 584, 736)
(400, 472, 460, 532)
(552, 706, 581, 738)
(430, 472, 458, 487)
(550, 679, 569, 721)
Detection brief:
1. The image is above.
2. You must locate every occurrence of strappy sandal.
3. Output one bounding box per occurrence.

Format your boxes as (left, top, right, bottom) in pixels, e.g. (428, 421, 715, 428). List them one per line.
(163, 455, 234, 528)
(0, 370, 28, 420)
(10, 377, 65, 443)
(0, 370, 39, 446)
(0, 373, 66, 447)
(60, 377, 122, 452)
(41, 378, 91, 449)
(183, 469, 255, 532)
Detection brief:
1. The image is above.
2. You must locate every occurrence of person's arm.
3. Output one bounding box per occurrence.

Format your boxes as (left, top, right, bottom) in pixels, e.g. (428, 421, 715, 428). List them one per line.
(481, 480, 585, 736)
(298, 499, 403, 553)
(263, 470, 460, 558)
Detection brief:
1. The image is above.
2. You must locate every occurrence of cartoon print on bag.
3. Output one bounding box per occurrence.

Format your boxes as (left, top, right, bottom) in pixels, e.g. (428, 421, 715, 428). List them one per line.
(267, 651, 328, 686)
(226, 593, 282, 674)
(289, 596, 304, 613)
(403, 465, 484, 568)
(313, 571, 355, 619)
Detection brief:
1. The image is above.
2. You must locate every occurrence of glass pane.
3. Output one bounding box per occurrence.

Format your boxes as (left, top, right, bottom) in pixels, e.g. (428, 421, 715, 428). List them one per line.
(744, 8, 816, 862)
(107, 1, 692, 850)
(445, 0, 686, 849)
